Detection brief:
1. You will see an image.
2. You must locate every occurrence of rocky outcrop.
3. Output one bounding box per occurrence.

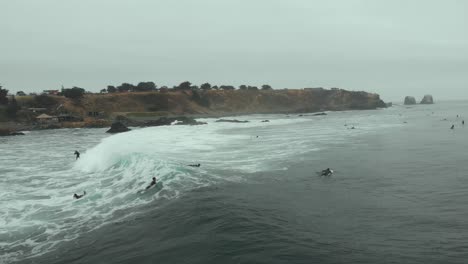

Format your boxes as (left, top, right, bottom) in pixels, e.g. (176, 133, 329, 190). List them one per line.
(215, 119, 249, 123)
(420, 95, 434, 104)
(106, 122, 131, 133)
(0, 128, 25, 136)
(404, 96, 417, 105)
(173, 117, 207, 126)
(114, 115, 140, 127)
(142, 116, 206, 126)
(312, 112, 327, 116)
(9, 131, 25, 136)
(111, 116, 206, 129)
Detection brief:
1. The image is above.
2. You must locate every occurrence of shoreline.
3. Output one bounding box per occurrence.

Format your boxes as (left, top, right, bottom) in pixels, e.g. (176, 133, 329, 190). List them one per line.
(0, 107, 385, 135)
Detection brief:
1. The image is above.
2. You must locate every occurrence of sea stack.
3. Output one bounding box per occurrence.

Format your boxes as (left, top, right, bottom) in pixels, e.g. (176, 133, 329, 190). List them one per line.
(106, 122, 131, 133)
(404, 96, 417, 105)
(420, 95, 434, 104)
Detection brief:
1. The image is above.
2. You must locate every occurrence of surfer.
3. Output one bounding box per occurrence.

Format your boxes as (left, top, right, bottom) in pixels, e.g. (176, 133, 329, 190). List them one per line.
(188, 164, 201, 167)
(74, 150, 80, 160)
(451, 124, 455, 130)
(73, 191, 86, 199)
(463, 120, 465, 125)
(146, 177, 157, 190)
(321, 168, 333, 176)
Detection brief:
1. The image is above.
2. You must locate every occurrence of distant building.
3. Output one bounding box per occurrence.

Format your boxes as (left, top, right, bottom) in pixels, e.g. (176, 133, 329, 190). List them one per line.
(87, 111, 104, 117)
(57, 114, 83, 122)
(36, 114, 58, 124)
(43, 90, 60, 95)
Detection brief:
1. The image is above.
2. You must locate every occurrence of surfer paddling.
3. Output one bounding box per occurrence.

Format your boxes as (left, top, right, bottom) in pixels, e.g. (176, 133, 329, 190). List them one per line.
(321, 168, 333, 176)
(73, 191, 86, 199)
(188, 164, 201, 167)
(146, 177, 157, 190)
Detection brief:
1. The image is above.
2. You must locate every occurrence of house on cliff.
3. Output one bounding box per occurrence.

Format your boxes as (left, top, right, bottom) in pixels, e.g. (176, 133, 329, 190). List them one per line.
(36, 114, 58, 124)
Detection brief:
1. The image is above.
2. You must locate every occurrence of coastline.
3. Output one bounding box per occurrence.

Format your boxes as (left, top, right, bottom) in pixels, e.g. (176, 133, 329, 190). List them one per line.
(0, 88, 386, 134)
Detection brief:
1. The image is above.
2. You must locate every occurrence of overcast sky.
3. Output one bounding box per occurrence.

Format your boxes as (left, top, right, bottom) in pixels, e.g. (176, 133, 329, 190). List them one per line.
(1, 0, 467, 101)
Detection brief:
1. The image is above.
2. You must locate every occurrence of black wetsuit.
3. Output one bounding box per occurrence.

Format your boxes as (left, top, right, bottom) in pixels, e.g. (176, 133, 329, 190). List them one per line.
(74, 151, 80, 160)
(146, 178, 157, 190)
(74, 191, 86, 199)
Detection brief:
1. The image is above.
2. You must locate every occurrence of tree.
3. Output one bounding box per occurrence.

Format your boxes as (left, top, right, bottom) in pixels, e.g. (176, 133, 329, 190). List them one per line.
(107, 85, 117, 93)
(63, 87, 86, 99)
(16, 91, 26, 96)
(135, 81, 156, 92)
(261, 84, 272, 90)
(200, 83, 212, 90)
(190, 85, 199, 90)
(33, 94, 56, 107)
(100, 89, 107, 93)
(212, 85, 219, 90)
(247, 86, 258, 91)
(0, 86, 8, 105)
(117, 83, 134, 92)
(6, 96, 20, 118)
(239, 85, 247, 90)
(177, 81, 192, 90)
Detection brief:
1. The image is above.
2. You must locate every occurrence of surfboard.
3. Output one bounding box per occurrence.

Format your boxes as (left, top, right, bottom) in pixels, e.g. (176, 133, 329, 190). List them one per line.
(317, 170, 334, 176)
(138, 182, 163, 194)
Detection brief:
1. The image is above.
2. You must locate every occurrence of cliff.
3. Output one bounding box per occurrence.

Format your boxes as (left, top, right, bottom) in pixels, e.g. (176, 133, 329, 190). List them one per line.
(9, 88, 385, 128)
(68, 88, 384, 116)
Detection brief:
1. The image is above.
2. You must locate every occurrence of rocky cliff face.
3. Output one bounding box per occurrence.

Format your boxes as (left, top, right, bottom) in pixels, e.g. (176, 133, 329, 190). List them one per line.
(404, 96, 417, 105)
(13, 88, 386, 123)
(194, 89, 386, 115)
(420, 95, 434, 104)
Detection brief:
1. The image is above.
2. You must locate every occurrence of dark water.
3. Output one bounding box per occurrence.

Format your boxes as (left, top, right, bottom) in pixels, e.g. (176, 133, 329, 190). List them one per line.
(10, 102, 468, 264)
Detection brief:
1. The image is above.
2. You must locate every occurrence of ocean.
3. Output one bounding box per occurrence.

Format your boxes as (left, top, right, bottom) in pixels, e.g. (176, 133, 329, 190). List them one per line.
(1, 101, 468, 264)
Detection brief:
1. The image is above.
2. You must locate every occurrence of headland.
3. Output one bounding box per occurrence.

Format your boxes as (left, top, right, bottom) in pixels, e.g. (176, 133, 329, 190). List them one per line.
(0, 88, 386, 134)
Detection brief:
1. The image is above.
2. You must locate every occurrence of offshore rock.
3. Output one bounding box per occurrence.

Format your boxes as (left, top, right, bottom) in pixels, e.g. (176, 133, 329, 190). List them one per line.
(312, 112, 327, 116)
(106, 122, 131, 133)
(0, 128, 25, 136)
(215, 119, 249, 123)
(142, 117, 206, 127)
(9, 131, 25, 136)
(404, 96, 417, 105)
(420, 95, 434, 104)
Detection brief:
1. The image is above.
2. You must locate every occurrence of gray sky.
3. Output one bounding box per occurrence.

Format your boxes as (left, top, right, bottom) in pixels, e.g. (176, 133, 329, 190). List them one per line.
(1, 0, 467, 101)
